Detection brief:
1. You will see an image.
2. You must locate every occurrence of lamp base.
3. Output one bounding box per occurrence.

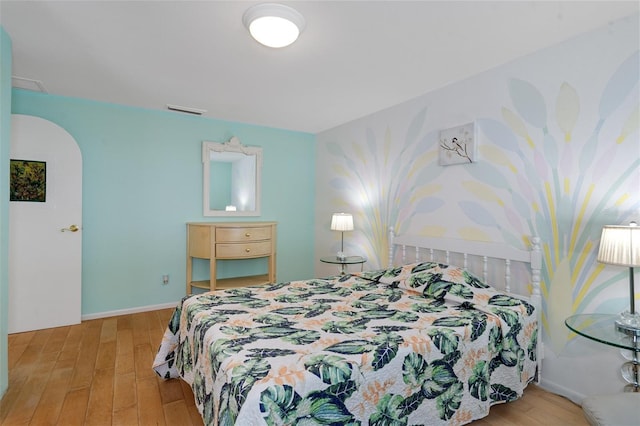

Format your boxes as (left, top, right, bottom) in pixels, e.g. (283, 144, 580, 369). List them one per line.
(616, 311, 640, 333)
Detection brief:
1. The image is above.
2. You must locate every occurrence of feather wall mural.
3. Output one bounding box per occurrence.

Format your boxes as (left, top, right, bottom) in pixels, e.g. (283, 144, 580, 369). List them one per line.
(473, 51, 639, 352)
(326, 107, 446, 268)
(322, 50, 639, 355)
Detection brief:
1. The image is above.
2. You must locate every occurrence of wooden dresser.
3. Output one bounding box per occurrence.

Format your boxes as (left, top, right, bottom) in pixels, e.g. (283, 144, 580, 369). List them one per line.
(186, 222, 277, 294)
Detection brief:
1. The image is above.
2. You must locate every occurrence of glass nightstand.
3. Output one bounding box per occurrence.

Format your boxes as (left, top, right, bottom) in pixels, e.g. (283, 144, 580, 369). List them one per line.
(320, 255, 366, 275)
(565, 314, 639, 392)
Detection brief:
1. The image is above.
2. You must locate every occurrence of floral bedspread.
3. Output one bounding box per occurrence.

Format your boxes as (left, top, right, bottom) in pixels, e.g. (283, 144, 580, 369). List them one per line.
(153, 262, 537, 425)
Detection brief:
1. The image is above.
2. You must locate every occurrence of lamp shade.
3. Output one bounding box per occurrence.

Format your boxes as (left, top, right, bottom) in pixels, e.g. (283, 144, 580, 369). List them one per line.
(597, 223, 640, 267)
(331, 213, 354, 232)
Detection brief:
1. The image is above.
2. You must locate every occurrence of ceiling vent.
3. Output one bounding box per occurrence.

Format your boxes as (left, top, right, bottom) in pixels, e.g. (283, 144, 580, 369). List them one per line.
(12, 76, 48, 93)
(166, 104, 207, 115)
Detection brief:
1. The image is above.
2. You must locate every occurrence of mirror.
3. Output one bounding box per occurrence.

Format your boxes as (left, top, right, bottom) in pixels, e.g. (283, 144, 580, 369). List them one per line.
(203, 137, 262, 216)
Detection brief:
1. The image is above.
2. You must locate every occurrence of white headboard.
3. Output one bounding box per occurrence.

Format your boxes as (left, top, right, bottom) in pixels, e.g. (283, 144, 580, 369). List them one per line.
(388, 227, 543, 381)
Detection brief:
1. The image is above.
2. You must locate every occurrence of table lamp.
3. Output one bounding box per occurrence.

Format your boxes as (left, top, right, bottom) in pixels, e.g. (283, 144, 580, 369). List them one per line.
(597, 221, 640, 331)
(331, 213, 353, 260)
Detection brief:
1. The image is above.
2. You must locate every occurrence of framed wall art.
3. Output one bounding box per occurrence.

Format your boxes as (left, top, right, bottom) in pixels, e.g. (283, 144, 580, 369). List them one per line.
(439, 122, 477, 166)
(10, 159, 46, 202)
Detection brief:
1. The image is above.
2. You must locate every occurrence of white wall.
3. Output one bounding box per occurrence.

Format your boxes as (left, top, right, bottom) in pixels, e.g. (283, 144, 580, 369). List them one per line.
(315, 14, 639, 401)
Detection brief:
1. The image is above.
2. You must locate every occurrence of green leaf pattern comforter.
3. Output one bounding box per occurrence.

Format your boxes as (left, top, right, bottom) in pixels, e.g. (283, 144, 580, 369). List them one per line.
(153, 262, 537, 425)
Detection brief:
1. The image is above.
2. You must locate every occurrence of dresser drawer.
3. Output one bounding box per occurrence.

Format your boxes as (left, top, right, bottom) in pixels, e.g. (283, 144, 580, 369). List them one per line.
(216, 241, 272, 259)
(216, 226, 272, 242)
(187, 222, 276, 294)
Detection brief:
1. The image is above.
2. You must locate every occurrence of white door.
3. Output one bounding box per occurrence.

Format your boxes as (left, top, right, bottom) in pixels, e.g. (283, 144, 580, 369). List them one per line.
(8, 114, 82, 333)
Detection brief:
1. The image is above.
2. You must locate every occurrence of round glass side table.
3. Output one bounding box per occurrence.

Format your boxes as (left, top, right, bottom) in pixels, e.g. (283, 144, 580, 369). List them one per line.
(565, 314, 639, 392)
(320, 255, 366, 275)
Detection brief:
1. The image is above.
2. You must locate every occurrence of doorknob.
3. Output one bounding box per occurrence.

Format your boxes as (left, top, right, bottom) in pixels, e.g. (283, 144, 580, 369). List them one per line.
(61, 224, 79, 232)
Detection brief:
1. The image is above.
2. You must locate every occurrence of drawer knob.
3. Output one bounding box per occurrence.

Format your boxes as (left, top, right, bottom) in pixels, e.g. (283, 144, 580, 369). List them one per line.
(245, 248, 251, 253)
(245, 232, 251, 237)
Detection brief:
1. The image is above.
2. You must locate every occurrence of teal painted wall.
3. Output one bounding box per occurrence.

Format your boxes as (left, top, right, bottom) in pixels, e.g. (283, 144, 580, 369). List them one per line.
(0, 27, 12, 397)
(11, 90, 316, 316)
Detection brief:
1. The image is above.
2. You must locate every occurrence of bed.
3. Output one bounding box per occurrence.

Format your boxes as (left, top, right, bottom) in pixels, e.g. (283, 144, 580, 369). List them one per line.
(153, 228, 543, 425)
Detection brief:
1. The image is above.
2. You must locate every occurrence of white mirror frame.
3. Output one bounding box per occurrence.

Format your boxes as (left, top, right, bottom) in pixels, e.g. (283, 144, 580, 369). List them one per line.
(203, 137, 262, 217)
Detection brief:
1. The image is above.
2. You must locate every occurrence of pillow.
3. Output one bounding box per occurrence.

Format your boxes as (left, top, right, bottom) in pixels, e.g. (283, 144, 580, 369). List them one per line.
(374, 261, 496, 303)
(376, 261, 440, 285)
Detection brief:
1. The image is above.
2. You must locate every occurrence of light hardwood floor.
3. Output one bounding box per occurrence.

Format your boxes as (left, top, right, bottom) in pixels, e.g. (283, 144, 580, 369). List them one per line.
(1, 308, 588, 425)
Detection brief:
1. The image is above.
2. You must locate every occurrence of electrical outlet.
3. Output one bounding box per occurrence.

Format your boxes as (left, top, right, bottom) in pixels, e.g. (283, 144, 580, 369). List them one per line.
(162, 274, 169, 285)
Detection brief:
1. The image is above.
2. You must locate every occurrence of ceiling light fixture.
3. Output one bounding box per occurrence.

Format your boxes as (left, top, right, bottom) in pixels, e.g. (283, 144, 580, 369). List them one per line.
(242, 3, 305, 48)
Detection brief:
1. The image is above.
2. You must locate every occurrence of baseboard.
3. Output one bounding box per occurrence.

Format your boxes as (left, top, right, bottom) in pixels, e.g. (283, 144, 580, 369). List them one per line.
(537, 377, 586, 405)
(81, 302, 178, 321)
